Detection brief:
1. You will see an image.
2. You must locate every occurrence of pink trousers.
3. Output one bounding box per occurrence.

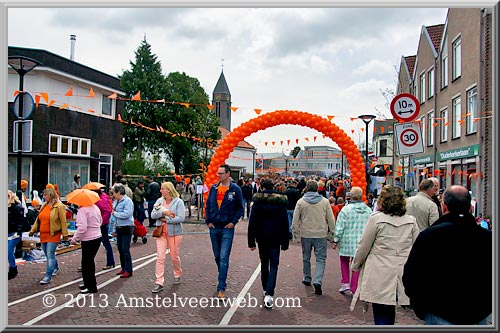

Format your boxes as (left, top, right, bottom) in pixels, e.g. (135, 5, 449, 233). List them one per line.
(155, 224, 182, 286)
(340, 255, 360, 294)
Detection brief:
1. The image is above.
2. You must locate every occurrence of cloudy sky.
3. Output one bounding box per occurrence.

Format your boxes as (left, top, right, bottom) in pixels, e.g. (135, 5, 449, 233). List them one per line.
(8, 6, 450, 154)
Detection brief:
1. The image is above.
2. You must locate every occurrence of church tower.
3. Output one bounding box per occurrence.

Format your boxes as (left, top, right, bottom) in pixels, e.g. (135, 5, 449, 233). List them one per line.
(212, 70, 232, 131)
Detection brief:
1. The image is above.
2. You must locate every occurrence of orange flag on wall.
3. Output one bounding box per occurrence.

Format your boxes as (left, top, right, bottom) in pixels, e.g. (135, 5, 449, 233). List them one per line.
(48, 100, 55, 107)
(207, 104, 214, 110)
(59, 104, 69, 109)
(433, 122, 438, 127)
(458, 120, 464, 125)
(40, 92, 49, 103)
(132, 91, 141, 101)
(107, 92, 117, 99)
(64, 86, 73, 96)
(180, 102, 190, 108)
(88, 88, 95, 97)
(34, 95, 41, 109)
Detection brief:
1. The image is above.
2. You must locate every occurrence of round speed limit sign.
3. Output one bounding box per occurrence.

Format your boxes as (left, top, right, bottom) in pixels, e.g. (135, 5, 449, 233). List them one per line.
(400, 128, 419, 147)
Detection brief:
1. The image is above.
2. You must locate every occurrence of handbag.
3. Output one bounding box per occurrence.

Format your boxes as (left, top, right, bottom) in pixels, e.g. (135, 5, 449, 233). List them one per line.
(152, 224, 164, 238)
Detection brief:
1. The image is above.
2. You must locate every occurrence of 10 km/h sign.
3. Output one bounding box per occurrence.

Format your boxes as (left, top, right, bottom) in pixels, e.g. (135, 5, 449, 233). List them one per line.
(390, 93, 420, 123)
(394, 123, 424, 155)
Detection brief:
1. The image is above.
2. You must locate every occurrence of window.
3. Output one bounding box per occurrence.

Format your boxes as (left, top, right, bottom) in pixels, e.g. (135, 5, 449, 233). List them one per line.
(427, 111, 435, 146)
(440, 108, 448, 142)
(452, 96, 461, 139)
(452, 36, 462, 80)
(102, 95, 113, 116)
(427, 68, 434, 98)
(419, 72, 426, 103)
(420, 116, 426, 147)
(48, 159, 89, 198)
(466, 87, 478, 134)
(49, 134, 91, 157)
(379, 139, 388, 157)
(441, 35, 448, 88)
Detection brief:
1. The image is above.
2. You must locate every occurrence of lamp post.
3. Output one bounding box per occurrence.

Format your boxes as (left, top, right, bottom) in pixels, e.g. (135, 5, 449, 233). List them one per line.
(203, 130, 213, 166)
(8, 56, 41, 191)
(285, 157, 289, 178)
(358, 114, 376, 195)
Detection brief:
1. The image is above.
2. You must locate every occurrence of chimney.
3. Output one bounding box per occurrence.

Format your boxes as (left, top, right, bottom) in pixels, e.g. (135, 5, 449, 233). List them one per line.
(70, 34, 76, 60)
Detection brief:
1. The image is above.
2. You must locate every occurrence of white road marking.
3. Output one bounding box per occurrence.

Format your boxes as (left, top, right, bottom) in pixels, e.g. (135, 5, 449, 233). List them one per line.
(9, 252, 157, 307)
(22, 255, 158, 325)
(219, 263, 261, 326)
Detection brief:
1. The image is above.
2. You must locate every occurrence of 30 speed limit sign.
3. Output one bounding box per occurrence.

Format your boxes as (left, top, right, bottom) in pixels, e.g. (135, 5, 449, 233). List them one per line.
(394, 123, 424, 155)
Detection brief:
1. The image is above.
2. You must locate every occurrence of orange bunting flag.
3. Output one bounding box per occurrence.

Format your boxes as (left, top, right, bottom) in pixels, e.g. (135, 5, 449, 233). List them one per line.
(180, 102, 190, 108)
(64, 86, 73, 96)
(433, 122, 438, 127)
(271, 141, 275, 146)
(34, 95, 41, 109)
(231, 107, 238, 112)
(350, 117, 357, 121)
(458, 120, 464, 125)
(295, 139, 299, 144)
(156, 99, 165, 103)
(351, 130, 355, 134)
(444, 121, 449, 126)
(360, 128, 365, 132)
(132, 91, 141, 101)
(207, 104, 214, 110)
(305, 137, 309, 142)
(327, 115, 335, 121)
(88, 109, 95, 113)
(380, 127, 385, 134)
(48, 100, 55, 107)
(280, 141, 283, 146)
(254, 109, 262, 115)
(287, 139, 290, 145)
(413, 119, 422, 123)
(59, 104, 69, 110)
(265, 142, 268, 146)
(107, 92, 117, 99)
(464, 112, 471, 117)
(88, 88, 95, 98)
(40, 92, 49, 103)
(13, 90, 20, 97)
(473, 118, 480, 123)
(117, 114, 124, 122)
(313, 136, 317, 142)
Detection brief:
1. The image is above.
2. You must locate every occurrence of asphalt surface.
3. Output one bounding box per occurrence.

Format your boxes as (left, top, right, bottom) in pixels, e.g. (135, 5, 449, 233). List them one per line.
(7, 217, 423, 328)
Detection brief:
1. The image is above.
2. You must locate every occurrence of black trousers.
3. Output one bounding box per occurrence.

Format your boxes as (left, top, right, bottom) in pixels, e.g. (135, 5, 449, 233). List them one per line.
(258, 244, 281, 297)
(372, 303, 396, 325)
(81, 237, 102, 292)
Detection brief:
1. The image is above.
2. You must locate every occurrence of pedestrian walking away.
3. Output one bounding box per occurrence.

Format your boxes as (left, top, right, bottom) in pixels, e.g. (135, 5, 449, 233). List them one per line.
(248, 178, 289, 309)
(205, 164, 244, 298)
(350, 185, 418, 325)
(403, 185, 492, 325)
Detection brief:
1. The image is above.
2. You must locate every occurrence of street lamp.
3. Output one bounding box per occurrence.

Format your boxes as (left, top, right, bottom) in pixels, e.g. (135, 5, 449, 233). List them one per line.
(9, 56, 41, 191)
(203, 130, 213, 166)
(358, 114, 376, 195)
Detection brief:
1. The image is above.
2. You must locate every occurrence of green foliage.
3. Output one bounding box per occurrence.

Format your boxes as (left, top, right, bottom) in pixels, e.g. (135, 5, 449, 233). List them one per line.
(122, 151, 147, 175)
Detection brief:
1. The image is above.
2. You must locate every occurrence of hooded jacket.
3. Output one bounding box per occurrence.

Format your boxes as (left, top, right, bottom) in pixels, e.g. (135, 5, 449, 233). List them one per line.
(248, 190, 289, 249)
(292, 191, 335, 239)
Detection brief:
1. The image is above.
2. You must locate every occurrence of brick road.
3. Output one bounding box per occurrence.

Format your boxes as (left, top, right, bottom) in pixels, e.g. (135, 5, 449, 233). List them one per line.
(7, 218, 423, 327)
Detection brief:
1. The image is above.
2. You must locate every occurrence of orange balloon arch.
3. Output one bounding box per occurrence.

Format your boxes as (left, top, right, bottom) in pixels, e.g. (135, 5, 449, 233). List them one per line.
(205, 110, 368, 200)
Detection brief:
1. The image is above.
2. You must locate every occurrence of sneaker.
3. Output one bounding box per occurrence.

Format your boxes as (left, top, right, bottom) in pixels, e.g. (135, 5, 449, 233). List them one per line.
(166, 248, 171, 255)
(338, 283, 351, 293)
(120, 272, 133, 278)
(263, 295, 273, 309)
(39, 277, 51, 285)
(302, 280, 312, 286)
(79, 283, 86, 290)
(313, 283, 322, 295)
(217, 290, 225, 299)
(77, 266, 82, 272)
(102, 265, 115, 270)
(173, 277, 181, 285)
(52, 268, 60, 276)
(151, 284, 164, 293)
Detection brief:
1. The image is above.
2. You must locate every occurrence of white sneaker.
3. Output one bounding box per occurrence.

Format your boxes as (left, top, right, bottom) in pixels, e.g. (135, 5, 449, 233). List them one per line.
(263, 295, 273, 309)
(338, 283, 350, 293)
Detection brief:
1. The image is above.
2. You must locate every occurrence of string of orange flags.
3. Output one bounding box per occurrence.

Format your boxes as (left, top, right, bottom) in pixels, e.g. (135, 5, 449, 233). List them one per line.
(15, 87, 494, 147)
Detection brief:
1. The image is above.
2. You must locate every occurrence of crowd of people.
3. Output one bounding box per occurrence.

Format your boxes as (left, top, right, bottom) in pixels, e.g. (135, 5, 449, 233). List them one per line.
(7, 168, 492, 325)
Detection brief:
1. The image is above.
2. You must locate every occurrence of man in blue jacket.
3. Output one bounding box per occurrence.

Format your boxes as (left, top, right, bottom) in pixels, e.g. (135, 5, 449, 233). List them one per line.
(206, 164, 244, 298)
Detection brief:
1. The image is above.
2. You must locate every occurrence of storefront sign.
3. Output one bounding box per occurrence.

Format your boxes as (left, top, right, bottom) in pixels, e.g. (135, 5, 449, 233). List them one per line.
(413, 154, 434, 165)
(438, 144, 480, 162)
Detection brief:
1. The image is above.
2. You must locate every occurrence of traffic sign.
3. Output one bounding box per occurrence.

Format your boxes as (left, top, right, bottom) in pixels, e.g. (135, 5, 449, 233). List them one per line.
(12, 92, 35, 119)
(394, 123, 424, 155)
(390, 93, 420, 123)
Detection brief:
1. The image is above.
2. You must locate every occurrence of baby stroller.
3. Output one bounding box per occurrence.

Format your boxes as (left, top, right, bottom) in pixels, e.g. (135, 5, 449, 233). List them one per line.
(132, 219, 148, 244)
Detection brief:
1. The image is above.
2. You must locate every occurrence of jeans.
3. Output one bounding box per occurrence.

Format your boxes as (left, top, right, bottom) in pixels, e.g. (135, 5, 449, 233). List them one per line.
(209, 227, 235, 292)
(100, 224, 115, 267)
(372, 303, 396, 325)
(287, 210, 294, 234)
(8, 234, 21, 268)
(301, 238, 327, 285)
(259, 245, 281, 296)
(147, 200, 157, 226)
(425, 313, 489, 325)
(81, 237, 101, 292)
(243, 199, 251, 218)
(41, 242, 59, 279)
(116, 225, 134, 273)
(134, 202, 145, 224)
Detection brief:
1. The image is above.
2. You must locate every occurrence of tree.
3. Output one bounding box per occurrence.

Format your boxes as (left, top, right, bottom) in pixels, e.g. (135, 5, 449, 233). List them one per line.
(119, 37, 170, 155)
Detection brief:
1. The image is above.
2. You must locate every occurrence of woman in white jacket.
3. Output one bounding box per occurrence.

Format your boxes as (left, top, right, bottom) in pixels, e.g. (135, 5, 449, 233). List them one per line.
(150, 181, 185, 293)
